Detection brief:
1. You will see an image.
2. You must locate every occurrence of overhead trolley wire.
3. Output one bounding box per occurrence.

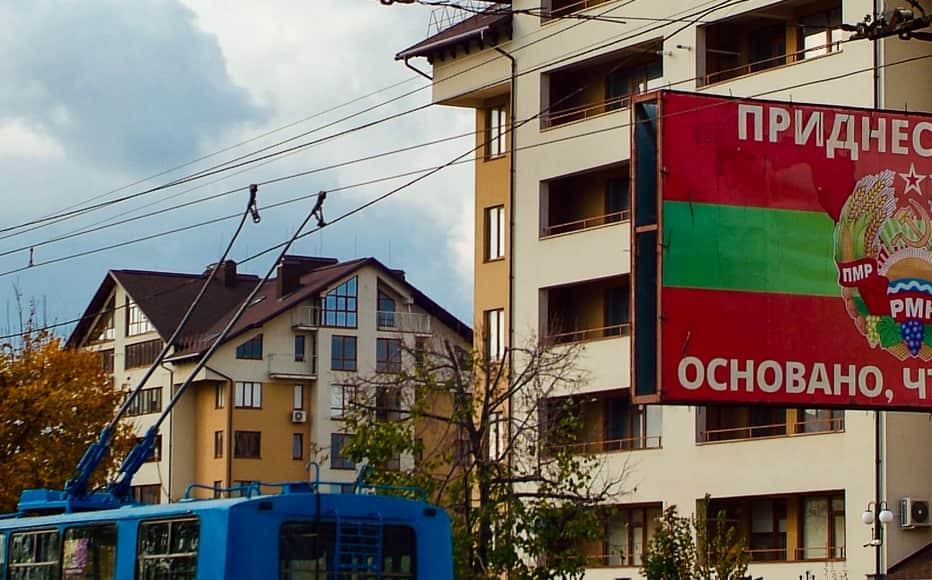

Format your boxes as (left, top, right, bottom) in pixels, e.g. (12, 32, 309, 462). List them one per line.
(0, 32, 919, 342)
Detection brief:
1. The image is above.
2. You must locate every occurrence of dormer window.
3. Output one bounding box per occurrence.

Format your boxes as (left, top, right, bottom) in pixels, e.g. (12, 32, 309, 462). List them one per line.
(126, 298, 154, 336)
(236, 334, 263, 360)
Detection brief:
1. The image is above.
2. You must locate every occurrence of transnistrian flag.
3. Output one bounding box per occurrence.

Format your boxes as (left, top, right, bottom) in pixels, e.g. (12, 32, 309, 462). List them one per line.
(652, 91, 932, 410)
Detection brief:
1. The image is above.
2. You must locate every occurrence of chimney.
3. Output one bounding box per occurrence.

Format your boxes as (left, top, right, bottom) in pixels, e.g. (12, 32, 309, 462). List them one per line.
(205, 260, 238, 287)
(276, 255, 339, 298)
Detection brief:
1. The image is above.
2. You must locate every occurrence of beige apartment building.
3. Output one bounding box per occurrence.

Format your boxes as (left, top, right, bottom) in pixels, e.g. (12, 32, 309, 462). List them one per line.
(399, 0, 932, 577)
(68, 255, 471, 504)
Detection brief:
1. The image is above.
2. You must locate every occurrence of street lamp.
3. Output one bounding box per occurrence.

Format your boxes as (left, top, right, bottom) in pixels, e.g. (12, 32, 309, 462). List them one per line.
(863, 501, 894, 580)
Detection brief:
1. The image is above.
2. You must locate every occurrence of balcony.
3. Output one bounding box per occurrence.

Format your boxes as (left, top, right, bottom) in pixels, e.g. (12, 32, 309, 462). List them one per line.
(543, 389, 661, 455)
(542, 275, 629, 344)
(541, 40, 662, 129)
(267, 353, 317, 380)
(541, 164, 628, 238)
(291, 306, 320, 329)
(697, 407, 844, 444)
(699, 0, 843, 86)
(376, 311, 431, 334)
(545, 0, 613, 19)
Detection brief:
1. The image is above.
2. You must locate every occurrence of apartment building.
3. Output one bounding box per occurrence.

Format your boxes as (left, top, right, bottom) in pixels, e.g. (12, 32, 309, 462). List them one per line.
(68, 255, 471, 503)
(398, 0, 932, 577)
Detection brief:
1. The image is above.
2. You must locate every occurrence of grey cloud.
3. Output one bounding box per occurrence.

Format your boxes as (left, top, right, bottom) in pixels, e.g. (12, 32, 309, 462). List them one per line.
(0, 0, 266, 173)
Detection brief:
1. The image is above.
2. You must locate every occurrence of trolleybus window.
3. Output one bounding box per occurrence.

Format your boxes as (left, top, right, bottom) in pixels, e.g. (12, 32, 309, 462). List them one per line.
(136, 518, 199, 580)
(9, 529, 60, 580)
(62, 525, 117, 579)
(279, 522, 416, 579)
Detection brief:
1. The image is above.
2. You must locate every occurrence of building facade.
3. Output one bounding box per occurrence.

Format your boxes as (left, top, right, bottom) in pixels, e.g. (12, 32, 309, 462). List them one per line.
(69, 256, 471, 503)
(398, 0, 932, 577)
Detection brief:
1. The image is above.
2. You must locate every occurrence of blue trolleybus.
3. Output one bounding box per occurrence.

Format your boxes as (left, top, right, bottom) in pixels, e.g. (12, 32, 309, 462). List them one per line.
(1, 480, 453, 579)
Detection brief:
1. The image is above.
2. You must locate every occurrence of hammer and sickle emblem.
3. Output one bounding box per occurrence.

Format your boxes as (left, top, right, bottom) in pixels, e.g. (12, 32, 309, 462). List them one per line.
(892, 199, 932, 248)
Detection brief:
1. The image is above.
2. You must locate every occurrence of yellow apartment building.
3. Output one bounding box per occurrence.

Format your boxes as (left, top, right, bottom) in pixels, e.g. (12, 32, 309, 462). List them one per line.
(398, 0, 932, 577)
(68, 255, 471, 503)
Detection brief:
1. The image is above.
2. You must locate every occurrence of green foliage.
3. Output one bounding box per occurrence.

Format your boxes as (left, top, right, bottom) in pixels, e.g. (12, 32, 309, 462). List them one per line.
(341, 338, 621, 580)
(641, 498, 748, 580)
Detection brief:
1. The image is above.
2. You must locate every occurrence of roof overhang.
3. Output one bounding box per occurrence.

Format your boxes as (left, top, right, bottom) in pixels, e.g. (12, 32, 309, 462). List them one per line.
(395, 10, 512, 62)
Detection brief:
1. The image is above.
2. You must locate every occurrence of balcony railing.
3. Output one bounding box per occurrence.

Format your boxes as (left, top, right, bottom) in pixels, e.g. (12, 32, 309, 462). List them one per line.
(267, 353, 317, 379)
(291, 306, 321, 328)
(698, 416, 844, 443)
(701, 41, 841, 87)
(546, 323, 630, 345)
(377, 311, 431, 334)
(542, 210, 630, 237)
(559, 434, 661, 455)
(584, 553, 641, 568)
(541, 95, 630, 129)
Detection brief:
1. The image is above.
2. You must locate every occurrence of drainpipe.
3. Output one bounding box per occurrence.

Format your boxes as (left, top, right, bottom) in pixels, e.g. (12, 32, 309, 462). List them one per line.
(872, 2, 885, 575)
(160, 362, 174, 501)
(404, 56, 433, 81)
(206, 364, 235, 491)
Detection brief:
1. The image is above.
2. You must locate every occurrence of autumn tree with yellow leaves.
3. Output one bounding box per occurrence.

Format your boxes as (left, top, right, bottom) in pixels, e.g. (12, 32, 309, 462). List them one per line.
(0, 329, 132, 512)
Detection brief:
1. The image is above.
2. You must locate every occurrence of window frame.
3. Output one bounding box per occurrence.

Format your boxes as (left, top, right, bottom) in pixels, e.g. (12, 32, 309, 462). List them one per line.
(485, 205, 506, 261)
(294, 334, 306, 362)
(377, 289, 397, 329)
(124, 339, 164, 369)
(233, 430, 262, 459)
(330, 432, 356, 470)
(484, 309, 505, 361)
(376, 338, 403, 374)
(215, 383, 225, 409)
(214, 430, 224, 459)
(330, 384, 358, 419)
(486, 106, 507, 158)
(8, 528, 60, 577)
(136, 517, 200, 579)
(126, 298, 154, 336)
(320, 277, 359, 328)
(330, 335, 358, 371)
(292, 433, 304, 460)
(234, 381, 262, 409)
(293, 384, 304, 410)
(62, 523, 118, 579)
(125, 386, 163, 417)
(235, 334, 263, 360)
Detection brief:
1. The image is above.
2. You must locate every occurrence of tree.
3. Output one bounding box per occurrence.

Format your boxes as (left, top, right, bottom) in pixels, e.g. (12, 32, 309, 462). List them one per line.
(341, 336, 627, 579)
(641, 498, 749, 580)
(0, 328, 132, 512)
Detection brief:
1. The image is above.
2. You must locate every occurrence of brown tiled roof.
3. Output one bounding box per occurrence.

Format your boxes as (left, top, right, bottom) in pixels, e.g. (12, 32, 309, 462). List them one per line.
(396, 7, 512, 61)
(68, 256, 472, 357)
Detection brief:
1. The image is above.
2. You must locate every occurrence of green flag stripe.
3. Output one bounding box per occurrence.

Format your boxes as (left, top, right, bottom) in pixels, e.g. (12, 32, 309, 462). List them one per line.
(662, 200, 839, 296)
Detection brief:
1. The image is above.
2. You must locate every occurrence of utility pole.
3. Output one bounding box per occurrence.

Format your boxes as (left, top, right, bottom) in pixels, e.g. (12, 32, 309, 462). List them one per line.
(844, 0, 932, 42)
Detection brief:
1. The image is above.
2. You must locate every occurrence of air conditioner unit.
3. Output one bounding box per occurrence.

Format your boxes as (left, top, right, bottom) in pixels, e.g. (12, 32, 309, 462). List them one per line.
(291, 410, 307, 424)
(900, 498, 931, 528)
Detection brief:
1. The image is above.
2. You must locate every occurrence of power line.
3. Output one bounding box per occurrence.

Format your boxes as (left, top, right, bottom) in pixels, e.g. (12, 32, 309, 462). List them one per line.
(3, 43, 925, 342)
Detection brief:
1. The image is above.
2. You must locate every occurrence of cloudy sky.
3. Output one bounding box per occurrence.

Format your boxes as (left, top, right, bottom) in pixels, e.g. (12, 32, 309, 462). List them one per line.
(0, 1, 475, 336)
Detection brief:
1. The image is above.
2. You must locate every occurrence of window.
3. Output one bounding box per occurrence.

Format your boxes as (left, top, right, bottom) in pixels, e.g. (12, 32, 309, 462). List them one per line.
(605, 178, 630, 222)
(234, 431, 261, 458)
(749, 498, 788, 561)
(486, 106, 507, 157)
(125, 387, 163, 417)
(280, 523, 416, 579)
(99, 349, 115, 373)
(604, 285, 630, 335)
(235, 334, 263, 360)
(376, 387, 402, 422)
(699, 406, 788, 442)
(797, 409, 845, 433)
(330, 433, 356, 470)
(91, 298, 115, 342)
(330, 384, 358, 419)
(377, 338, 402, 373)
(125, 339, 164, 369)
(137, 518, 199, 579)
(485, 205, 505, 261)
(133, 484, 161, 505)
(215, 383, 225, 408)
(605, 58, 663, 111)
(484, 309, 505, 361)
(134, 435, 163, 463)
(293, 433, 304, 460)
(63, 525, 117, 579)
(126, 298, 154, 336)
(9, 530, 59, 578)
(214, 431, 223, 458)
(377, 290, 397, 329)
(592, 505, 662, 567)
(800, 6, 844, 58)
(293, 384, 304, 410)
(331, 335, 357, 371)
(489, 412, 505, 461)
(294, 335, 306, 362)
(234, 382, 262, 408)
(320, 277, 358, 328)
(212, 481, 223, 499)
(802, 494, 846, 560)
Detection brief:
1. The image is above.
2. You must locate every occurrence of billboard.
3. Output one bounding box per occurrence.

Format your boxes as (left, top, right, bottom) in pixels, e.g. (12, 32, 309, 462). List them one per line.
(633, 91, 932, 410)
